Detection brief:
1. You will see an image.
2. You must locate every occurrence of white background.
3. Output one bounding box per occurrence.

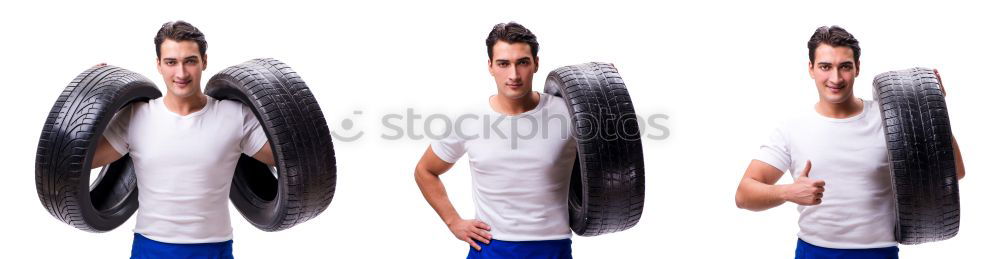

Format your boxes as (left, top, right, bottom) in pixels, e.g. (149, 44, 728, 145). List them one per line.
(1, 0, 996, 258)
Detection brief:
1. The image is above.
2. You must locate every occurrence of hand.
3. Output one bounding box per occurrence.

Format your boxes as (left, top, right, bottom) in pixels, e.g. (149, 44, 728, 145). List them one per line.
(933, 68, 946, 97)
(448, 219, 492, 251)
(781, 160, 825, 206)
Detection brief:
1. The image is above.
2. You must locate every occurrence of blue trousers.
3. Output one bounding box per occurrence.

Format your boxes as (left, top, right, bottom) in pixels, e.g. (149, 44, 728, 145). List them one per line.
(467, 239, 572, 259)
(131, 233, 234, 259)
(795, 238, 898, 259)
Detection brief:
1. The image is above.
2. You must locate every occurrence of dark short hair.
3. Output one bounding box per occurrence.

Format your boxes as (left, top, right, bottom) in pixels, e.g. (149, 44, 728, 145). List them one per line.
(485, 22, 539, 60)
(154, 20, 207, 59)
(807, 25, 860, 64)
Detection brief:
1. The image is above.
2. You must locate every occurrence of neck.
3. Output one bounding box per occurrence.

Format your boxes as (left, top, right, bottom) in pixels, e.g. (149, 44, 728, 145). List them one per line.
(163, 91, 208, 116)
(491, 91, 540, 115)
(815, 96, 864, 119)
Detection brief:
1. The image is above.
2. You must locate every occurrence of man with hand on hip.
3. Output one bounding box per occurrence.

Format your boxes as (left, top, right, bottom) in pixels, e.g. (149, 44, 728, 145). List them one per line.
(414, 22, 576, 259)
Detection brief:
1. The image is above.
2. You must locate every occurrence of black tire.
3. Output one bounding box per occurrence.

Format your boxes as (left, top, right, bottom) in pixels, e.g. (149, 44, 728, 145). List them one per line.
(873, 67, 959, 245)
(543, 62, 645, 236)
(206, 58, 336, 231)
(35, 65, 161, 232)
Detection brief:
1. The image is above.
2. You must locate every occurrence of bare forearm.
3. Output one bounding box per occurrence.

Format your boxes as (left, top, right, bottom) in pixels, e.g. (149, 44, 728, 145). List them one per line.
(736, 178, 787, 211)
(953, 136, 965, 180)
(252, 142, 275, 166)
(91, 137, 123, 169)
(415, 169, 461, 225)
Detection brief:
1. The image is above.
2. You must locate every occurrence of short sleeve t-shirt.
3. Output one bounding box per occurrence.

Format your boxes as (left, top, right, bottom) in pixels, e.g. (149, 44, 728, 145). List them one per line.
(755, 99, 896, 249)
(103, 97, 267, 244)
(431, 93, 577, 241)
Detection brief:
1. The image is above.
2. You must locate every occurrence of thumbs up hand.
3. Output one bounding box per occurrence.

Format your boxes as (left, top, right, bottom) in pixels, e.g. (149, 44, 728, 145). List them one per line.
(781, 160, 825, 206)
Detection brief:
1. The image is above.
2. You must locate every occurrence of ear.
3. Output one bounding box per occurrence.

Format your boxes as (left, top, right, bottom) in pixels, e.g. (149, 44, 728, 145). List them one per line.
(202, 54, 208, 71)
(155, 57, 167, 77)
(807, 61, 815, 79)
(487, 58, 494, 76)
(854, 60, 860, 77)
(533, 56, 540, 73)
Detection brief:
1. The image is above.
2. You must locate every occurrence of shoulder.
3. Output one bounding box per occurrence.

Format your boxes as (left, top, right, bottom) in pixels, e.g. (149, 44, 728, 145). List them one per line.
(542, 92, 564, 104)
(124, 98, 154, 117)
(129, 99, 151, 112)
(213, 97, 240, 108)
(862, 98, 883, 123)
(863, 99, 878, 113)
(211, 98, 250, 113)
(540, 93, 568, 112)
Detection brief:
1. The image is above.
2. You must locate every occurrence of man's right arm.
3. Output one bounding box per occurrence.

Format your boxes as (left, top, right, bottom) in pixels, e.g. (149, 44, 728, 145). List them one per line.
(735, 160, 824, 211)
(91, 136, 124, 169)
(88, 62, 126, 169)
(414, 145, 492, 251)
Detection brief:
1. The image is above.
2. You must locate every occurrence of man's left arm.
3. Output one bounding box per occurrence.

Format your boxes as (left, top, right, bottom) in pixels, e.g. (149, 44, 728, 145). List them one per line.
(241, 102, 274, 166)
(253, 142, 275, 166)
(935, 69, 965, 180)
(953, 138, 965, 180)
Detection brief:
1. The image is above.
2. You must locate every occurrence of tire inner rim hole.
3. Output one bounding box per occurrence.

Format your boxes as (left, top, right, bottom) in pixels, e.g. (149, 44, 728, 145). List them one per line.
(89, 166, 105, 188)
(237, 155, 278, 202)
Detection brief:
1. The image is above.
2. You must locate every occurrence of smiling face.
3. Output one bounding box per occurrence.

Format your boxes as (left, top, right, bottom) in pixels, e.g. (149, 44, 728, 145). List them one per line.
(808, 43, 859, 105)
(156, 39, 207, 99)
(488, 41, 538, 100)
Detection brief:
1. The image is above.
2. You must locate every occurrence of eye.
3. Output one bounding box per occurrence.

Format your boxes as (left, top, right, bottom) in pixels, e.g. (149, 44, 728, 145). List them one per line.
(185, 60, 196, 65)
(517, 60, 529, 65)
(165, 60, 176, 65)
(497, 62, 509, 68)
(820, 65, 831, 71)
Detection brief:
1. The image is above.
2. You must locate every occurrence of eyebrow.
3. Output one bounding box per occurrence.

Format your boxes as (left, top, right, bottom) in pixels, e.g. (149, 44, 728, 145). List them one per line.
(494, 57, 533, 63)
(162, 55, 201, 61)
(816, 61, 855, 66)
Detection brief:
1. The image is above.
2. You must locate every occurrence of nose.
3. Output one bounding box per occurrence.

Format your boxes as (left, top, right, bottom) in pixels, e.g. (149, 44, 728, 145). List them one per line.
(174, 64, 188, 80)
(508, 65, 521, 82)
(828, 68, 842, 85)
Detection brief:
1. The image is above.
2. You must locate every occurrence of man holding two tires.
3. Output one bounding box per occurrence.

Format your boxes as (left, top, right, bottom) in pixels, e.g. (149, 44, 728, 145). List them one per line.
(734, 26, 966, 258)
(414, 22, 577, 258)
(92, 21, 275, 258)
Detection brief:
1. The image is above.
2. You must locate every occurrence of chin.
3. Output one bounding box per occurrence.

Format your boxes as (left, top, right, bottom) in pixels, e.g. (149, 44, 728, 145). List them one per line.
(823, 95, 852, 104)
(504, 90, 531, 99)
(170, 88, 195, 98)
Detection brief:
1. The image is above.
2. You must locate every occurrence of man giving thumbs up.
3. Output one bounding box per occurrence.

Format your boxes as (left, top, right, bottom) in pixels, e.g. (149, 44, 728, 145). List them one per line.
(734, 26, 964, 259)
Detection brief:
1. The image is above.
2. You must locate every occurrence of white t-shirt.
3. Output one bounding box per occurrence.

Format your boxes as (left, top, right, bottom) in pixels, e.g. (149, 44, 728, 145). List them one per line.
(755, 99, 896, 249)
(104, 97, 268, 244)
(431, 93, 577, 241)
